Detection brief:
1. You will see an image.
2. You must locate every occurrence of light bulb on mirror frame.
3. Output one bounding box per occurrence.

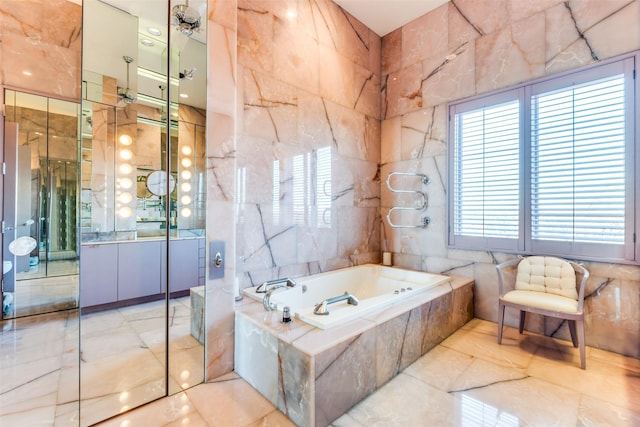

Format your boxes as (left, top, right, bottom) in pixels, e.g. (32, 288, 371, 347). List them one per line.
(181, 169, 192, 180)
(181, 182, 192, 192)
(119, 192, 133, 203)
(181, 207, 192, 217)
(119, 164, 133, 174)
(180, 195, 192, 205)
(181, 157, 192, 167)
(119, 206, 133, 218)
(119, 134, 133, 146)
(181, 145, 192, 155)
(119, 149, 133, 160)
(120, 178, 133, 189)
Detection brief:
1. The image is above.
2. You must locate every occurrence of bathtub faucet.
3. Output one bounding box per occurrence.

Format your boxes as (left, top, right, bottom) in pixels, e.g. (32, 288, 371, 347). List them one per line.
(262, 284, 291, 311)
(255, 277, 297, 293)
(313, 292, 359, 316)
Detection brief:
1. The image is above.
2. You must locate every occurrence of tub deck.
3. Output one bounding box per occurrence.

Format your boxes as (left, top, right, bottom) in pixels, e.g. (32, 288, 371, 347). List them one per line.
(244, 264, 452, 329)
(235, 270, 474, 427)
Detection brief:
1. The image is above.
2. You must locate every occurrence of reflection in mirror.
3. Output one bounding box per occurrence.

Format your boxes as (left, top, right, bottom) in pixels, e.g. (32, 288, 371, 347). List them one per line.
(169, 0, 207, 395)
(2, 89, 80, 319)
(79, 0, 206, 424)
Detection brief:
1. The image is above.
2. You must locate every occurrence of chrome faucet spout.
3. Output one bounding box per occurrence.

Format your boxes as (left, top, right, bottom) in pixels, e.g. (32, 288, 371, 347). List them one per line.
(256, 277, 297, 293)
(313, 292, 359, 315)
(262, 284, 291, 311)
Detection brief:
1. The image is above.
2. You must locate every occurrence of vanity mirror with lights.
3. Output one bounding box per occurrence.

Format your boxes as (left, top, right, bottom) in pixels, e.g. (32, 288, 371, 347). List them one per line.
(78, 1, 206, 425)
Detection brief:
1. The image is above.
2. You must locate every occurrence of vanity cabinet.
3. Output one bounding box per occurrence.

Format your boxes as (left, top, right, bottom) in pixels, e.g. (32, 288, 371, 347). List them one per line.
(117, 241, 162, 300)
(168, 238, 203, 293)
(81, 237, 204, 308)
(80, 244, 118, 307)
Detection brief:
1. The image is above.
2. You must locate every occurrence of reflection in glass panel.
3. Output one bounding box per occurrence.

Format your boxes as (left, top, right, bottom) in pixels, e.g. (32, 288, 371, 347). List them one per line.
(2, 89, 80, 319)
(168, 17, 207, 394)
(79, 0, 207, 423)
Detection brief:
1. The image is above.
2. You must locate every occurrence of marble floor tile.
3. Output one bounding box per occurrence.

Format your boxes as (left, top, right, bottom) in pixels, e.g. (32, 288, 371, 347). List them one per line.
(4, 314, 639, 427)
(577, 394, 640, 427)
(94, 391, 206, 427)
(185, 374, 287, 427)
(439, 318, 539, 369)
(333, 372, 460, 427)
(528, 346, 640, 413)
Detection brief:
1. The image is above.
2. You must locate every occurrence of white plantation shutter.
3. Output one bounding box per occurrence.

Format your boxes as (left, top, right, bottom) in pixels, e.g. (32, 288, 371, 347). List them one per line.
(453, 99, 520, 241)
(530, 75, 626, 245)
(448, 54, 637, 262)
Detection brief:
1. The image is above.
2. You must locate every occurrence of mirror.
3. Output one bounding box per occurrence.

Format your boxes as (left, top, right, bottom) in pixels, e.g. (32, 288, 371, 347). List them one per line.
(79, 1, 206, 424)
(146, 170, 176, 196)
(2, 90, 81, 319)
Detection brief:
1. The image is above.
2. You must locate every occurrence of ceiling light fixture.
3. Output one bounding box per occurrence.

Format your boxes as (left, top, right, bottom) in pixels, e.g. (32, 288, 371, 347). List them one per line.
(172, 1, 201, 37)
(117, 56, 136, 104)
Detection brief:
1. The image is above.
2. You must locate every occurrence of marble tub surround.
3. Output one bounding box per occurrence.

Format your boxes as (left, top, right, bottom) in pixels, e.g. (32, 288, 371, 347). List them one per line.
(235, 275, 473, 426)
(380, 0, 640, 358)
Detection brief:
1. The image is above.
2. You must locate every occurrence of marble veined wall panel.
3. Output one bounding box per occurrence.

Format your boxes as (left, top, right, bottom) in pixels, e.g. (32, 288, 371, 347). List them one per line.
(0, 0, 81, 100)
(236, 0, 382, 291)
(380, 0, 640, 358)
(205, 2, 239, 381)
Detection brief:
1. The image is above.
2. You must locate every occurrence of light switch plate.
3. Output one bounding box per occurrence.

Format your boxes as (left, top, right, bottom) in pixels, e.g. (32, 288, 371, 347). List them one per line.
(209, 241, 225, 279)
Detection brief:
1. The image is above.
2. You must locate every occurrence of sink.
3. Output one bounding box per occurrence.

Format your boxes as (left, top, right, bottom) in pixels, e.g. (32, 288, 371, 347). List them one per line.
(3, 260, 12, 274)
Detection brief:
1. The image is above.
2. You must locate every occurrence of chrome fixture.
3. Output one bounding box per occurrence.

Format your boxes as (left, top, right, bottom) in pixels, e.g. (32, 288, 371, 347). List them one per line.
(179, 67, 196, 80)
(2, 218, 34, 233)
(262, 284, 292, 311)
(386, 171, 431, 229)
(117, 56, 136, 104)
(255, 277, 296, 293)
(313, 292, 359, 315)
(282, 306, 292, 323)
(172, 2, 201, 36)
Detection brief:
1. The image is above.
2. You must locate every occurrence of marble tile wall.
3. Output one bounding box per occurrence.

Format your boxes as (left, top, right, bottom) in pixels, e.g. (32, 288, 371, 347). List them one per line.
(205, 0, 239, 381)
(0, 0, 82, 101)
(0, 0, 82, 302)
(380, 0, 640, 358)
(235, 0, 382, 289)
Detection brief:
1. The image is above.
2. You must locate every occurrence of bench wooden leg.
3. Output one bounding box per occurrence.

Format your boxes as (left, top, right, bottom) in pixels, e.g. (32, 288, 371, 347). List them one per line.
(519, 310, 526, 334)
(577, 319, 586, 369)
(568, 320, 578, 348)
(497, 303, 505, 344)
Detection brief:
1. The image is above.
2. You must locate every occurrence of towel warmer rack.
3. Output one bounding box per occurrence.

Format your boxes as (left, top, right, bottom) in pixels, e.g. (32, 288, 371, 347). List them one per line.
(385, 172, 431, 228)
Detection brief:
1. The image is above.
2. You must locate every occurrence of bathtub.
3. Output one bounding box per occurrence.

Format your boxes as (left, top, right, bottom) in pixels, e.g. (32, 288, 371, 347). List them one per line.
(243, 264, 451, 329)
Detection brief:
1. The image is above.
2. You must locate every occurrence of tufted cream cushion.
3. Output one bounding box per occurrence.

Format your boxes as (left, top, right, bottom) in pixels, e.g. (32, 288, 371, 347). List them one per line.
(514, 256, 578, 300)
(502, 290, 580, 313)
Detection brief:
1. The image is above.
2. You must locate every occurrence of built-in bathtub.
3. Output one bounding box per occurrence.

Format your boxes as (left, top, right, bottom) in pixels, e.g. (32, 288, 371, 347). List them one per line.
(235, 264, 474, 427)
(244, 264, 451, 329)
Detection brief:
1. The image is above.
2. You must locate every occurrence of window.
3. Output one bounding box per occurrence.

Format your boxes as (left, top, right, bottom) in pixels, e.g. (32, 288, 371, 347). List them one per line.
(448, 54, 638, 263)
